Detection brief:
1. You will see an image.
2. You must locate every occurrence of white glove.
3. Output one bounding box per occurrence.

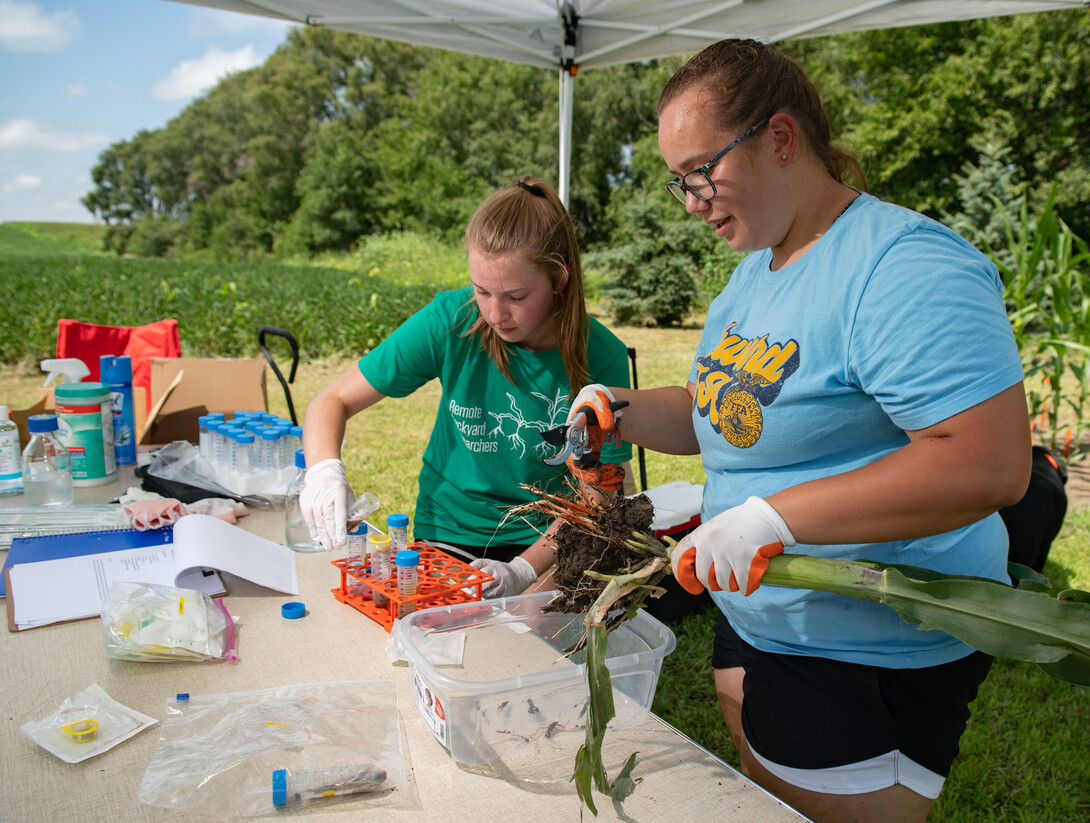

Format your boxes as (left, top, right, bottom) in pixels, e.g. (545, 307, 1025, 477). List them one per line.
(299, 458, 356, 552)
(470, 556, 538, 598)
(671, 496, 796, 596)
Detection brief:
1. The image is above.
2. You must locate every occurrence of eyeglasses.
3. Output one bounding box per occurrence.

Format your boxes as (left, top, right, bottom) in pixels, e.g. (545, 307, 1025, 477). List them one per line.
(664, 118, 769, 205)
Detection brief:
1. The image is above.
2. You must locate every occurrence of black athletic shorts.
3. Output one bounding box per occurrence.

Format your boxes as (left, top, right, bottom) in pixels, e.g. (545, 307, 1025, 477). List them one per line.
(712, 611, 992, 777)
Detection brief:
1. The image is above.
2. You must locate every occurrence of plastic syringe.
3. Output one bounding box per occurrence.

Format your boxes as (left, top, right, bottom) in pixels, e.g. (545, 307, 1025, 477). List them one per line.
(272, 764, 387, 806)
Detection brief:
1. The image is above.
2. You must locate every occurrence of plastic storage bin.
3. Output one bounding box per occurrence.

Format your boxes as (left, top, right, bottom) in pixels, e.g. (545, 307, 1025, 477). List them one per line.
(392, 591, 677, 766)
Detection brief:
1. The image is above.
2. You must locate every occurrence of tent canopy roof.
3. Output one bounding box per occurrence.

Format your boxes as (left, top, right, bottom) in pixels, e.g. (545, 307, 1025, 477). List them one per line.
(175, 0, 1087, 71)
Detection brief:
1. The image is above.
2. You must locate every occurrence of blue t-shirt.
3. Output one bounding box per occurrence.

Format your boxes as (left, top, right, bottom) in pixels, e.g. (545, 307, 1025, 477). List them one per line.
(689, 194, 1024, 668)
(361, 287, 632, 551)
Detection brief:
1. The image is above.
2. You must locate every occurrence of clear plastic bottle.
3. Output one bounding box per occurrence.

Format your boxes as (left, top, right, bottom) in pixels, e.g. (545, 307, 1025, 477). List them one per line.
(21, 414, 73, 506)
(396, 549, 420, 618)
(0, 405, 24, 496)
(284, 449, 322, 552)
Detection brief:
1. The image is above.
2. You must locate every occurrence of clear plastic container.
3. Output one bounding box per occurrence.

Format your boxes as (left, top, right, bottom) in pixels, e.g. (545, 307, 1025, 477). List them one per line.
(392, 591, 676, 765)
(284, 449, 321, 552)
(21, 414, 73, 506)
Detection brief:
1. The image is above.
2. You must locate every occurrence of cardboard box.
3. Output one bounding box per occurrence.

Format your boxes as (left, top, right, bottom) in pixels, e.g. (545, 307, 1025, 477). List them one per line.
(140, 358, 267, 445)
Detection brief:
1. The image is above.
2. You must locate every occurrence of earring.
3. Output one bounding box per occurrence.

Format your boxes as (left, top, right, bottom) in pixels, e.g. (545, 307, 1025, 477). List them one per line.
(781, 154, 788, 161)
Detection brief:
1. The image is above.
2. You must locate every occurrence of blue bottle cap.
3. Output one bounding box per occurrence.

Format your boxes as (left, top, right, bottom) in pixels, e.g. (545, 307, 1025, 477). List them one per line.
(272, 768, 287, 806)
(294, 448, 306, 469)
(387, 513, 409, 528)
(396, 550, 420, 567)
(290, 425, 303, 437)
(281, 602, 305, 619)
(27, 414, 59, 433)
(237, 432, 254, 445)
(261, 429, 281, 441)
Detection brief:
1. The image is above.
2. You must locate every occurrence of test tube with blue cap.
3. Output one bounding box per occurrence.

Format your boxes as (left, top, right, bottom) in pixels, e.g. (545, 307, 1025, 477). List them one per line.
(272, 764, 387, 806)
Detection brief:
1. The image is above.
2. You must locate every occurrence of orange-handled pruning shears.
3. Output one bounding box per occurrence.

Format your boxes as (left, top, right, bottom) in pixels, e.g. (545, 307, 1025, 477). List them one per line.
(541, 400, 629, 469)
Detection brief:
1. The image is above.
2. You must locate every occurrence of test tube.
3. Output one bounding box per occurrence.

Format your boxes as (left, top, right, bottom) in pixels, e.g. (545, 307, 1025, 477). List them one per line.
(290, 424, 303, 458)
(207, 421, 226, 468)
(386, 513, 409, 554)
(274, 422, 293, 468)
(369, 534, 392, 608)
(396, 549, 420, 618)
(261, 428, 281, 472)
(236, 431, 254, 476)
(197, 415, 212, 460)
(272, 764, 387, 806)
(224, 426, 245, 473)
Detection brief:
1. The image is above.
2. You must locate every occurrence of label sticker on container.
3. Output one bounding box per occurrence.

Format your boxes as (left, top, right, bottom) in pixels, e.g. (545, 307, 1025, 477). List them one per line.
(412, 672, 447, 747)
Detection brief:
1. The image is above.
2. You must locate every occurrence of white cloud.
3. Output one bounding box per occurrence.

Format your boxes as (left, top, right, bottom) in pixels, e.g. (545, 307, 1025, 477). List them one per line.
(0, 0, 79, 52)
(65, 82, 87, 97)
(150, 45, 262, 101)
(2, 173, 42, 193)
(0, 118, 110, 152)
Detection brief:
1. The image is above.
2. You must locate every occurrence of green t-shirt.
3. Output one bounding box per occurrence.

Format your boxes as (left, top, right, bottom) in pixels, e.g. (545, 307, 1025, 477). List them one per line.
(359, 287, 632, 552)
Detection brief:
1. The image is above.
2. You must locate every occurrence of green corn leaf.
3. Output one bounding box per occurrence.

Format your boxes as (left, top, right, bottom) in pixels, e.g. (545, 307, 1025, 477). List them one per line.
(762, 554, 1090, 686)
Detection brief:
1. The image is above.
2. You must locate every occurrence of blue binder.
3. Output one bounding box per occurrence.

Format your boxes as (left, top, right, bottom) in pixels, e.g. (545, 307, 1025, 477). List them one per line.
(0, 527, 173, 598)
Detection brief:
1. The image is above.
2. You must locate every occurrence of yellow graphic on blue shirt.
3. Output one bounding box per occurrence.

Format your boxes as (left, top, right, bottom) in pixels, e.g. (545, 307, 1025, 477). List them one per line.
(694, 323, 800, 448)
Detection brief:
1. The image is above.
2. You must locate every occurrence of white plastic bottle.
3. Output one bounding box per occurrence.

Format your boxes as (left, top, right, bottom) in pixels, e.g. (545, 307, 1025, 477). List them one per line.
(0, 405, 23, 496)
(22, 414, 73, 506)
(284, 449, 322, 552)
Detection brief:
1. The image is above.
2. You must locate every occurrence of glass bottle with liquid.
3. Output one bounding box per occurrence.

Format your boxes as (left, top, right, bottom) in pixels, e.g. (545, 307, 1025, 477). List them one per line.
(284, 449, 322, 552)
(21, 414, 74, 506)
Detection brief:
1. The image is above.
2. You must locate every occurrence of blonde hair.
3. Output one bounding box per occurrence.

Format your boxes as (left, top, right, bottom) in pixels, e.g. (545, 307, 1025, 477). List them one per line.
(658, 39, 867, 189)
(462, 176, 589, 399)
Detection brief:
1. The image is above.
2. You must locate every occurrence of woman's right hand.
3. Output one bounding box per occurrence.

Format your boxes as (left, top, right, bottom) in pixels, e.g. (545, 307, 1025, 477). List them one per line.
(299, 458, 356, 552)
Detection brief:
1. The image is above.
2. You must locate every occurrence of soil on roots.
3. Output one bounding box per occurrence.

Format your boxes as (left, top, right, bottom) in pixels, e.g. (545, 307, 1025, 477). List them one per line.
(547, 493, 656, 614)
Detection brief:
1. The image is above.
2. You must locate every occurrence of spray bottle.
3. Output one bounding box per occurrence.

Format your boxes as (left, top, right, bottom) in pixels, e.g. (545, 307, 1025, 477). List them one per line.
(40, 358, 91, 388)
(100, 355, 136, 466)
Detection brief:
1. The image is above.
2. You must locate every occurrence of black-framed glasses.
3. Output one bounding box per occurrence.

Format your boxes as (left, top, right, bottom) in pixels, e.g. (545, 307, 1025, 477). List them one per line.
(664, 118, 769, 205)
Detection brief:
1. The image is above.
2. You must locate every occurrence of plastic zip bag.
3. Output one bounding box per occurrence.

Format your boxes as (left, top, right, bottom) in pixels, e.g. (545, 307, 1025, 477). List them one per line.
(138, 681, 405, 815)
(102, 581, 237, 662)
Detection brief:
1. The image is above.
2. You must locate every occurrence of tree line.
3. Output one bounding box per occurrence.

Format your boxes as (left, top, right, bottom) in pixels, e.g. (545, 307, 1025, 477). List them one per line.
(82, 10, 1090, 265)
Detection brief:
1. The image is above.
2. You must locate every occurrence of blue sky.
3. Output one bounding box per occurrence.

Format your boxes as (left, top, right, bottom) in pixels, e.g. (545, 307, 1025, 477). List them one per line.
(0, 0, 295, 224)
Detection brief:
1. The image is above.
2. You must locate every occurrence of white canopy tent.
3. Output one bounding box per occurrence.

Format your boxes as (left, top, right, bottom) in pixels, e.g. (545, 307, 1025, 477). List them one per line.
(171, 0, 1087, 204)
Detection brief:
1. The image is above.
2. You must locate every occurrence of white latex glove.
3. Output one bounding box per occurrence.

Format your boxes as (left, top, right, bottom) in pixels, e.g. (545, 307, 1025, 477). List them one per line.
(470, 556, 538, 598)
(671, 496, 796, 596)
(299, 458, 356, 552)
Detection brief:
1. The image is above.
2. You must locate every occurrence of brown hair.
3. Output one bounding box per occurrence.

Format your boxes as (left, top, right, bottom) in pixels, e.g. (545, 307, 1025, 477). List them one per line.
(658, 39, 867, 189)
(462, 176, 589, 399)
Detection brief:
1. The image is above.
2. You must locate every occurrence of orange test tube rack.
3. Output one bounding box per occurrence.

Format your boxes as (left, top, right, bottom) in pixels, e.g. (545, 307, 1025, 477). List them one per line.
(332, 541, 494, 632)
